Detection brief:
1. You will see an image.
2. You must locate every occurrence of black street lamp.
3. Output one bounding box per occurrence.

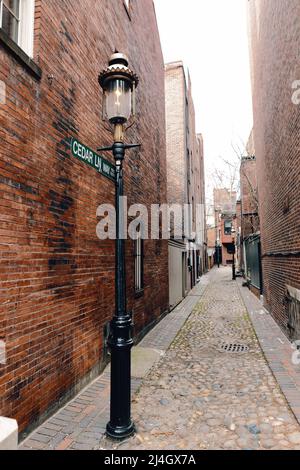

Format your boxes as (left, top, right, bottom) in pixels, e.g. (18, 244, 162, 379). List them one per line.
(216, 238, 221, 268)
(231, 227, 236, 281)
(98, 53, 139, 440)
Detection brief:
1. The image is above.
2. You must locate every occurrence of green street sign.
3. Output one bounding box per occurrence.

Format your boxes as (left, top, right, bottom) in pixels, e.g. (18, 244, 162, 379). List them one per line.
(71, 138, 115, 182)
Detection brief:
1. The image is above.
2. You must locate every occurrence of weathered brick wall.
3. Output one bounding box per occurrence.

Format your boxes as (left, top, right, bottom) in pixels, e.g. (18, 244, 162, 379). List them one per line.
(165, 63, 206, 286)
(165, 63, 205, 222)
(0, 0, 168, 435)
(213, 188, 237, 214)
(240, 157, 259, 237)
(246, 129, 255, 157)
(165, 62, 186, 208)
(186, 72, 196, 232)
(197, 135, 205, 206)
(196, 134, 207, 272)
(207, 227, 216, 250)
(248, 0, 300, 335)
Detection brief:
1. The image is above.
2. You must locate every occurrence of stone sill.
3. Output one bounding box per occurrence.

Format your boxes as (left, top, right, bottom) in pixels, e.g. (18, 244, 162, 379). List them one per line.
(0, 29, 42, 80)
(0, 417, 18, 450)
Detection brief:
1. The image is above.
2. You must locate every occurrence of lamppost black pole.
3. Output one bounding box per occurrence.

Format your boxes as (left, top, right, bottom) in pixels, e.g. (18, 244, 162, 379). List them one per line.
(232, 228, 236, 281)
(232, 250, 236, 280)
(98, 53, 139, 440)
(217, 242, 220, 268)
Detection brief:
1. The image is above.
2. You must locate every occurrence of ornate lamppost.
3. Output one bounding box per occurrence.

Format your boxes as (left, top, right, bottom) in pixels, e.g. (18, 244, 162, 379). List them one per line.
(98, 53, 139, 440)
(231, 227, 236, 281)
(216, 238, 221, 268)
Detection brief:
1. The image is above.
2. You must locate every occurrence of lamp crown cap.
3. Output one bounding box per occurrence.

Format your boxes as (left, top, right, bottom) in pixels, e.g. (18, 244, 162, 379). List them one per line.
(109, 53, 129, 67)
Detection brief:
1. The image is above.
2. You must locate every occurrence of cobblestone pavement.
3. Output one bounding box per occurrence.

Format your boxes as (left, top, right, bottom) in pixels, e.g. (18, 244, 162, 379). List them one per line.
(19, 276, 208, 450)
(237, 280, 300, 423)
(100, 268, 300, 451)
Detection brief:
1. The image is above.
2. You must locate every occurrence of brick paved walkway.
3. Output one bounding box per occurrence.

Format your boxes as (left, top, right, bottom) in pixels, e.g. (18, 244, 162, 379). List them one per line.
(100, 267, 300, 451)
(19, 272, 210, 450)
(20, 267, 300, 450)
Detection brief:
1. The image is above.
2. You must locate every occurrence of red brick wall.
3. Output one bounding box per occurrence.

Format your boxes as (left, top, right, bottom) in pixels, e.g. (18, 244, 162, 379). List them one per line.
(165, 62, 186, 207)
(248, 0, 300, 335)
(207, 227, 216, 249)
(240, 157, 260, 238)
(165, 64, 206, 232)
(0, 0, 168, 434)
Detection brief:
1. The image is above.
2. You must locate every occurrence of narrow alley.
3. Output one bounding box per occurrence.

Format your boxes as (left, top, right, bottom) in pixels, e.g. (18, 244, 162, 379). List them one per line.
(20, 268, 300, 451)
(1, 1, 300, 457)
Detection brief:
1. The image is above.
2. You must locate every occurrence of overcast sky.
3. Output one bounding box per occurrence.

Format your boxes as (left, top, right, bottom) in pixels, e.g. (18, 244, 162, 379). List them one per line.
(153, 0, 253, 200)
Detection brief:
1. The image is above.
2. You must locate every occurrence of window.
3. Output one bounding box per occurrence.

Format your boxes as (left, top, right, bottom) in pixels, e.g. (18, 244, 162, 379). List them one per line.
(134, 237, 144, 293)
(0, 0, 35, 57)
(224, 220, 232, 235)
(0, 0, 20, 43)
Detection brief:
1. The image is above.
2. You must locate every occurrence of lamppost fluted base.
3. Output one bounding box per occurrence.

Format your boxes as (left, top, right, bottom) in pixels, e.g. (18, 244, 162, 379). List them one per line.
(106, 314, 135, 441)
(106, 421, 135, 441)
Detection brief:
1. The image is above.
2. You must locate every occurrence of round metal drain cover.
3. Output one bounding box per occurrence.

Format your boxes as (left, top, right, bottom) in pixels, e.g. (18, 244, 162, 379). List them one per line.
(219, 341, 249, 354)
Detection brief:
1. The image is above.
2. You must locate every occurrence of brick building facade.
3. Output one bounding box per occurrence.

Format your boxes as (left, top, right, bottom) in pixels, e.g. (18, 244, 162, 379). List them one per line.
(196, 133, 208, 275)
(165, 62, 206, 309)
(240, 130, 260, 239)
(238, 130, 262, 296)
(213, 188, 237, 266)
(207, 226, 216, 269)
(248, 0, 300, 337)
(0, 0, 168, 436)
